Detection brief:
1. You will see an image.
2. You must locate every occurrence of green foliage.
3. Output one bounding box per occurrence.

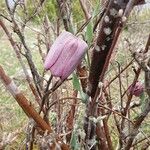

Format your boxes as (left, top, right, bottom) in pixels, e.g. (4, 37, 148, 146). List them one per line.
(72, 73, 88, 103)
(72, 0, 84, 24)
(140, 93, 148, 112)
(70, 130, 80, 150)
(49, 111, 57, 126)
(92, 0, 101, 17)
(72, 73, 81, 91)
(85, 21, 93, 45)
(43, 0, 58, 21)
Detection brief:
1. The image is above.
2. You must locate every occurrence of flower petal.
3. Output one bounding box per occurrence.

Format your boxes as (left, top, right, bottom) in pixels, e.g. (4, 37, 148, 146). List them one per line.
(50, 38, 78, 78)
(44, 31, 73, 70)
(44, 31, 88, 79)
(61, 38, 88, 79)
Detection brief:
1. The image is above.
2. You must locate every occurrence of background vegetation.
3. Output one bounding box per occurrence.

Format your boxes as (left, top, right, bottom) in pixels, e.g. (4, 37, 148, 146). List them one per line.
(0, 0, 150, 149)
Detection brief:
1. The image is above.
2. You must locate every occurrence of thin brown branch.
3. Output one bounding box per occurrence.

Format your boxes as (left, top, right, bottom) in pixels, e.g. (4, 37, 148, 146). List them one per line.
(0, 65, 70, 150)
(124, 34, 150, 150)
(12, 19, 43, 98)
(79, 0, 91, 20)
(0, 19, 42, 106)
(56, 0, 72, 32)
(0, 65, 52, 132)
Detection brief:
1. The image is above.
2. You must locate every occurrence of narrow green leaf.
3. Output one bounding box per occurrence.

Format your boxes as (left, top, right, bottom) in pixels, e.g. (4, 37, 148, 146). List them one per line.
(85, 21, 93, 45)
(70, 131, 79, 150)
(92, 1, 100, 17)
(72, 73, 81, 91)
(140, 93, 147, 112)
(72, 73, 89, 103)
(79, 91, 89, 103)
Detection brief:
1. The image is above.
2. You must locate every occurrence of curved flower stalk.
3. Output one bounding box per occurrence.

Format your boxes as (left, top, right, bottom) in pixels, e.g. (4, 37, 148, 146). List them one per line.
(44, 31, 88, 80)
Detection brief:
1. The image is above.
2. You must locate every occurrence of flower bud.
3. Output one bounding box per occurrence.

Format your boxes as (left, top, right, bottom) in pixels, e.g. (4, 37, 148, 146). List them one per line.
(128, 81, 144, 97)
(44, 31, 88, 80)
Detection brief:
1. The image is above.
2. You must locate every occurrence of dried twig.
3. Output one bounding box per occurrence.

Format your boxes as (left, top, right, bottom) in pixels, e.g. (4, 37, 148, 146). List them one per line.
(124, 35, 150, 150)
(0, 19, 42, 106)
(0, 65, 52, 132)
(79, 0, 91, 20)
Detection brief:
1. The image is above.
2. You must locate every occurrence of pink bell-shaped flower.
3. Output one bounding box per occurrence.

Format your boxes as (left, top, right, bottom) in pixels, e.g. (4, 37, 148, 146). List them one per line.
(44, 31, 88, 80)
(128, 81, 144, 97)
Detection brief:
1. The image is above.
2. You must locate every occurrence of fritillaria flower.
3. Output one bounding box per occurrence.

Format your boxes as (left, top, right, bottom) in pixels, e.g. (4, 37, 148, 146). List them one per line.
(128, 81, 144, 97)
(44, 31, 88, 80)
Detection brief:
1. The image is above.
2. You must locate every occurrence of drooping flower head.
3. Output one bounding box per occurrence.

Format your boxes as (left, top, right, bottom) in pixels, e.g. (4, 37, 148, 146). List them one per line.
(128, 81, 144, 97)
(44, 31, 88, 80)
